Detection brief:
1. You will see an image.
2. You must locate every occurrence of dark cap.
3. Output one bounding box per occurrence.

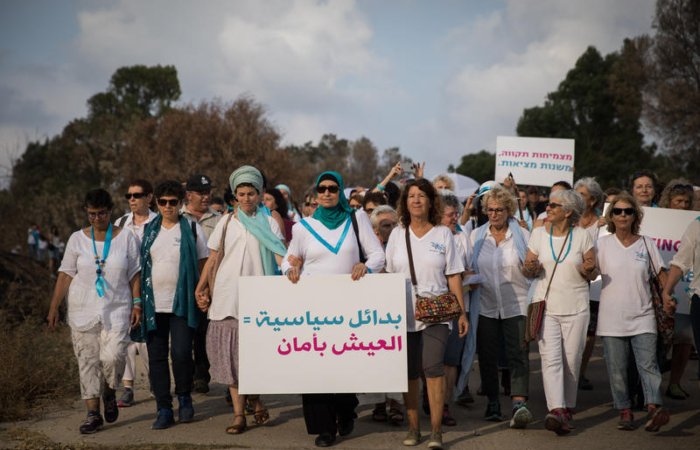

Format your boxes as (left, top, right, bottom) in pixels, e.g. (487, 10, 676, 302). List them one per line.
(186, 174, 216, 191)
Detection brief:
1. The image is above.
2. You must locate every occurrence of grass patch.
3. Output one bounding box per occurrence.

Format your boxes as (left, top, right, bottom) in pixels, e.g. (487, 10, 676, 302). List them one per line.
(3, 427, 248, 450)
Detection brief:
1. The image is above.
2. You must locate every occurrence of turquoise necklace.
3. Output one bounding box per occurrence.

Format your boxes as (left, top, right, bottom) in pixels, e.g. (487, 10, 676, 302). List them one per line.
(91, 223, 113, 297)
(549, 225, 572, 263)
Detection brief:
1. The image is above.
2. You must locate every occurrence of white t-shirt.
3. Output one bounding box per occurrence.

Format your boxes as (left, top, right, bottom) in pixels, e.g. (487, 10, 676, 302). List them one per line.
(471, 226, 531, 319)
(207, 213, 284, 321)
(528, 226, 593, 315)
(281, 213, 385, 276)
(385, 225, 465, 332)
(115, 210, 159, 245)
(595, 234, 665, 336)
(150, 221, 209, 313)
(59, 229, 141, 332)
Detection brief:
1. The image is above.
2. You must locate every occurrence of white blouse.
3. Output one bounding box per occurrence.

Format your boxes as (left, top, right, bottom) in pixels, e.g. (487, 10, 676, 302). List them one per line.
(59, 229, 141, 332)
(207, 214, 284, 321)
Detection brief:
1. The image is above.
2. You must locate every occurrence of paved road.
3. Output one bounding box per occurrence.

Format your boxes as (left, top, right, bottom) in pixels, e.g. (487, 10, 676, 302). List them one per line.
(2, 342, 699, 449)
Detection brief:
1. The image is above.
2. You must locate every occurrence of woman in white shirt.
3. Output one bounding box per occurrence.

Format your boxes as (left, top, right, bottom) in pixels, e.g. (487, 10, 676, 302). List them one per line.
(114, 179, 158, 408)
(48, 189, 141, 435)
(469, 187, 532, 428)
(282, 171, 385, 448)
(385, 179, 467, 450)
(522, 189, 596, 435)
(596, 193, 670, 432)
(195, 166, 287, 435)
(132, 180, 209, 430)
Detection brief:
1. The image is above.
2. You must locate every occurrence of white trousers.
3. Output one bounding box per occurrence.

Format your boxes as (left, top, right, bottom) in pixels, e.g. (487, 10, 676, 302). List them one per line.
(71, 323, 129, 399)
(538, 309, 589, 411)
(123, 341, 150, 382)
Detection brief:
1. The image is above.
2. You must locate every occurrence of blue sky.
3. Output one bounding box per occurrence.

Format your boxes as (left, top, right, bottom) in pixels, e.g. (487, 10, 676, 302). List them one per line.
(0, 0, 656, 182)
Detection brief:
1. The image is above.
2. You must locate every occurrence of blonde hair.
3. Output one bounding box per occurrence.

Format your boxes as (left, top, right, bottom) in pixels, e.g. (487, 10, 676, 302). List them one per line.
(432, 174, 455, 192)
(481, 186, 517, 217)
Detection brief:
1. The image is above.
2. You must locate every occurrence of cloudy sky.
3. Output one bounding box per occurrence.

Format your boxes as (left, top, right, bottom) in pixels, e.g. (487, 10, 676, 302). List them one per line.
(0, 0, 656, 181)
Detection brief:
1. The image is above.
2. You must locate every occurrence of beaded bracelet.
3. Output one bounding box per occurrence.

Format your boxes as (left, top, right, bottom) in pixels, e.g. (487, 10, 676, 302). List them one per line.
(133, 304, 142, 311)
(132, 297, 142, 305)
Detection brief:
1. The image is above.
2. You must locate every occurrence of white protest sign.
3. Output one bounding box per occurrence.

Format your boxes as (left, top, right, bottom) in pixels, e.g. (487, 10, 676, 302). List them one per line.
(239, 274, 408, 394)
(495, 136, 574, 187)
(590, 204, 697, 314)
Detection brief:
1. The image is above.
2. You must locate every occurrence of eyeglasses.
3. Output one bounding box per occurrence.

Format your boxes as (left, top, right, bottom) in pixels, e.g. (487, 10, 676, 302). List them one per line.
(86, 210, 110, 219)
(304, 202, 319, 207)
(612, 207, 635, 216)
(124, 192, 145, 200)
(486, 208, 505, 215)
(547, 202, 562, 209)
(366, 208, 376, 215)
(157, 198, 181, 207)
(317, 185, 340, 194)
(350, 204, 362, 210)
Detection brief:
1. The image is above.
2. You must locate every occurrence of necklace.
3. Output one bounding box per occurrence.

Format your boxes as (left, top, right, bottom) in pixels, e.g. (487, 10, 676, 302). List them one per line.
(91, 223, 113, 297)
(549, 225, 572, 263)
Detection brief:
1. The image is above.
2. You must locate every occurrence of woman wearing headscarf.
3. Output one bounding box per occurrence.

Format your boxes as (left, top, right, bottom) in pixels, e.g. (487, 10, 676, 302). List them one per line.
(467, 186, 533, 428)
(385, 179, 467, 450)
(47, 189, 141, 434)
(595, 193, 671, 432)
(195, 166, 287, 435)
(281, 171, 385, 448)
(522, 189, 597, 435)
(276, 183, 301, 222)
(131, 180, 210, 430)
(658, 179, 696, 399)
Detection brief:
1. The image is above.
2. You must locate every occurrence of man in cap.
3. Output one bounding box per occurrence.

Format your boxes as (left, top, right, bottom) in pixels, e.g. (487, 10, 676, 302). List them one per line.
(180, 174, 222, 394)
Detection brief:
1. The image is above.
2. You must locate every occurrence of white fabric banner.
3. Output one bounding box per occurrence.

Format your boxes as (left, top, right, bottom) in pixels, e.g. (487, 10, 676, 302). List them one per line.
(239, 274, 408, 394)
(495, 136, 575, 187)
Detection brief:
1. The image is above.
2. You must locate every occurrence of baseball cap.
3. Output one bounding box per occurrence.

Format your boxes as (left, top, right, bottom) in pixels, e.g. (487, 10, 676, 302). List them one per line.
(186, 174, 216, 191)
(477, 181, 498, 197)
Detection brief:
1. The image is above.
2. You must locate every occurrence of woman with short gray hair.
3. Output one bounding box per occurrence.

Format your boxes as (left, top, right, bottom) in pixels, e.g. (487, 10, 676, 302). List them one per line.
(522, 189, 596, 435)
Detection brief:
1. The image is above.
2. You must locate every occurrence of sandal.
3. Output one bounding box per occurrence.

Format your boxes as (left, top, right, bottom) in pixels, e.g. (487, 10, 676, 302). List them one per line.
(226, 414, 246, 435)
(253, 408, 270, 426)
(372, 406, 388, 422)
(388, 408, 404, 424)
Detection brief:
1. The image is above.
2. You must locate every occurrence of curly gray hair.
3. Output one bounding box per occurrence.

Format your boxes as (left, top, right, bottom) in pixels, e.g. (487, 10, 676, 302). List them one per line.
(438, 190, 463, 215)
(574, 177, 604, 211)
(550, 189, 585, 226)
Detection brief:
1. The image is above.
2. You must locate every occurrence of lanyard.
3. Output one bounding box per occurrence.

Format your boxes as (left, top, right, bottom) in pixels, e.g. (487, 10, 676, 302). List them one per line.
(91, 223, 113, 297)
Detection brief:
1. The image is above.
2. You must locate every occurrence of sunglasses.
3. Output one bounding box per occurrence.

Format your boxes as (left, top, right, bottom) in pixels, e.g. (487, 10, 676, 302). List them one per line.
(124, 192, 145, 200)
(547, 202, 562, 209)
(672, 184, 693, 191)
(612, 207, 635, 216)
(86, 210, 110, 219)
(157, 198, 181, 207)
(317, 185, 340, 194)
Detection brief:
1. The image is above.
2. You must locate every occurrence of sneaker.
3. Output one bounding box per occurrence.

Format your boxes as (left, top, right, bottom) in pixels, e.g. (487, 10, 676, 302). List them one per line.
(510, 402, 532, 429)
(79, 413, 104, 434)
(117, 388, 134, 407)
(484, 400, 502, 422)
(544, 410, 572, 435)
(193, 379, 209, 394)
(152, 408, 175, 430)
(337, 417, 354, 436)
(314, 433, 336, 447)
(178, 395, 194, 423)
(578, 376, 593, 391)
(645, 406, 670, 432)
(427, 431, 443, 450)
(442, 405, 456, 426)
(456, 385, 474, 405)
(103, 392, 119, 423)
(402, 428, 421, 446)
(617, 409, 635, 430)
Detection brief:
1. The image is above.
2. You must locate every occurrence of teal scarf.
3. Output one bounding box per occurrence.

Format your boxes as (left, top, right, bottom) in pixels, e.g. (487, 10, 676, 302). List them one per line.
(131, 214, 201, 343)
(237, 205, 287, 275)
(312, 171, 353, 230)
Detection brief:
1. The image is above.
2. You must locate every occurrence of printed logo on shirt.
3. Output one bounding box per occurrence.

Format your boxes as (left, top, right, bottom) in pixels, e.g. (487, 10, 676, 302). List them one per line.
(634, 251, 648, 262)
(175, 237, 181, 245)
(429, 242, 446, 254)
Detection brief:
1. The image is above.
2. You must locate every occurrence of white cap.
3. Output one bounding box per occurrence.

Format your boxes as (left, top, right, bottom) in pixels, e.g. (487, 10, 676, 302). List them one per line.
(476, 181, 499, 197)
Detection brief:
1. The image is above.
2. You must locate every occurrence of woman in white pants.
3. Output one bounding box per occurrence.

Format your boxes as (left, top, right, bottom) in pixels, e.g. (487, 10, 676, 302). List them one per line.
(523, 189, 597, 435)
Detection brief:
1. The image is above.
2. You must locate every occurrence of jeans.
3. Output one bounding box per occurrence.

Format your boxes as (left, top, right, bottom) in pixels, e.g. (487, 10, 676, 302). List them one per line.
(147, 313, 195, 410)
(477, 315, 529, 400)
(690, 294, 700, 378)
(602, 333, 663, 410)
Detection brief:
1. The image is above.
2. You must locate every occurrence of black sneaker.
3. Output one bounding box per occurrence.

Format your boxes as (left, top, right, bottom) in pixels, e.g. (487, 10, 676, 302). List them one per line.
(103, 392, 119, 423)
(79, 413, 104, 434)
(484, 400, 502, 421)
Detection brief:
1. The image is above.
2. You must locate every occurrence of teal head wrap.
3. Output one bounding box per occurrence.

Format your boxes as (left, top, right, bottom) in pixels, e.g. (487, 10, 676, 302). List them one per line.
(230, 166, 263, 194)
(312, 171, 352, 230)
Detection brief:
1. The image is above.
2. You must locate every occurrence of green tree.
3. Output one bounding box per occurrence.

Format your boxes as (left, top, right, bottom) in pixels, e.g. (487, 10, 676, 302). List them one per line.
(516, 45, 659, 189)
(450, 150, 495, 184)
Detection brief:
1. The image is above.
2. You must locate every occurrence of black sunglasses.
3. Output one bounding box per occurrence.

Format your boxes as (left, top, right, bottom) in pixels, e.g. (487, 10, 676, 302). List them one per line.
(317, 185, 340, 194)
(157, 198, 181, 207)
(672, 184, 693, 191)
(612, 207, 635, 216)
(125, 193, 145, 200)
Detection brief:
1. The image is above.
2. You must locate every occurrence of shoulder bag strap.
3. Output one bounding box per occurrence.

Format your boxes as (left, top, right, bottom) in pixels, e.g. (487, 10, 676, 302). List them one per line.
(405, 227, 418, 287)
(543, 227, 571, 302)
(118, 216, 128, 228)
(641, 236, 658, 280)
(351, 211, 367, 264)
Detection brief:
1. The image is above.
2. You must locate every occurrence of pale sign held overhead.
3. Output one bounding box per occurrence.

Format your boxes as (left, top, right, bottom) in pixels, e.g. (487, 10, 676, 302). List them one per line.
(495, 136, 575, 187)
